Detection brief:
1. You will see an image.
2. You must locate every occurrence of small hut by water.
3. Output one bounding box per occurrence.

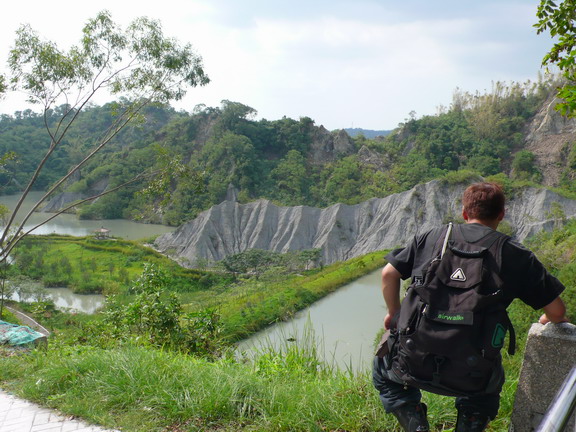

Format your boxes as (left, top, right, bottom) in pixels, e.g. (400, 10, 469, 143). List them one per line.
(94, 227, 110, 240)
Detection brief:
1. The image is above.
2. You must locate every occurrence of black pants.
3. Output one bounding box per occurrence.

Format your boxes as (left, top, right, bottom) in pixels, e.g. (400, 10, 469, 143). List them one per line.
(372, 356, 502, 419)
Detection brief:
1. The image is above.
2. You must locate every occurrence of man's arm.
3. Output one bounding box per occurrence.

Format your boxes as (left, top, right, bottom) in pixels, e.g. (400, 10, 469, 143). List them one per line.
(382, 263, 402, 329)
(539, 297, 569, 324)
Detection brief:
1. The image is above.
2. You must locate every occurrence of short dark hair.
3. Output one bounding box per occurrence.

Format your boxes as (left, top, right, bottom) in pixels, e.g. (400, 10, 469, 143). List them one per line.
(462, 182, 505, 221)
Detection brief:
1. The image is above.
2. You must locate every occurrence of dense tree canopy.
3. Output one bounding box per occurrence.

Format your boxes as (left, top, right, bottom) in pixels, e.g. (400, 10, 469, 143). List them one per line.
(0, 8, 570, 228)
(0, 3, 574, 241)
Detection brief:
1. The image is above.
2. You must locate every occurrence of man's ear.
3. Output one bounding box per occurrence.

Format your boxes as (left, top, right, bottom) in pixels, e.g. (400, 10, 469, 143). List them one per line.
(462, 208, 469, 221)
(497, 210, 505, 221)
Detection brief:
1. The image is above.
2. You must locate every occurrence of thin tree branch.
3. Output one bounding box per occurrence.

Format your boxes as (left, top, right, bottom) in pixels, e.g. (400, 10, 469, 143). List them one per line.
(1, 169, 159, 261)
(0, 74, 140, 247)
(6, 98, 150, 245)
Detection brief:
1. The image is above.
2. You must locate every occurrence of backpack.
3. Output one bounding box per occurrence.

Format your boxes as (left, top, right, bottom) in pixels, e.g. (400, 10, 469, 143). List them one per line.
(387, 222, 516, 397)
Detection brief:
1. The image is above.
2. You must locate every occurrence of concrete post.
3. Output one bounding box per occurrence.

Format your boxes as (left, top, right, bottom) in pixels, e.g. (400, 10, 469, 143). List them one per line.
(510, 322, 576, 432)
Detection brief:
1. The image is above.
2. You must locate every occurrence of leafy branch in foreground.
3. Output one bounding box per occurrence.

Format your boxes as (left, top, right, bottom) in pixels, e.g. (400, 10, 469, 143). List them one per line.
(0, 74, 6, 96)
(0, 10, 209, 317)
(535, 0, 576, 115)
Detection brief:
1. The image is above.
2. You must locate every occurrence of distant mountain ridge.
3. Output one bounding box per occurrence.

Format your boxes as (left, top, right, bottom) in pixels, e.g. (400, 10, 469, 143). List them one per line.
(154, 180, 576, 267)
(343, 128, 392, 138)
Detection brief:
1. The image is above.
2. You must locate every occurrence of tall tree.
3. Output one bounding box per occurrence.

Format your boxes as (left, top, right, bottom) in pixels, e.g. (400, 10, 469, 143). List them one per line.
(536, 0, 576, 115)
(270, 150, 309, 205)
(0, 10, 209, 316)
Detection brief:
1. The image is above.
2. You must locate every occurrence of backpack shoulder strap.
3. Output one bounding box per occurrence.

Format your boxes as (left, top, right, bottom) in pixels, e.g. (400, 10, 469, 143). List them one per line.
(504, 314, 516, 355)
(412, 224, 453, 286)
(489, 232, 510, 272)
(440, 222, 453, 259)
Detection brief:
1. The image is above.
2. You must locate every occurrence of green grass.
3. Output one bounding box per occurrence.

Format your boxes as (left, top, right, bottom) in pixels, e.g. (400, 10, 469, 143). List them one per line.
(0, 268, 551, 432)
(10, 234, 387, 346)
(0, 343, 393, 431)
(0, 308, 20, 324)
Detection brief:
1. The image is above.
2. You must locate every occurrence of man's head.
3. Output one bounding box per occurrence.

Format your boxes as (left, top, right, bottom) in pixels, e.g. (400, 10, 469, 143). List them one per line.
(462, 182, 505, 226)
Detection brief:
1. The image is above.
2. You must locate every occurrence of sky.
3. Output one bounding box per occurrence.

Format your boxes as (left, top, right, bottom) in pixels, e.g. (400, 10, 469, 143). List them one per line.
(0, 0, 556, 131)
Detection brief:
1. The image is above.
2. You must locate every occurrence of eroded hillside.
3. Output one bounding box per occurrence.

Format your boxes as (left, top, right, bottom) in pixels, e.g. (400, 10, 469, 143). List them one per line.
(154, 180, 576, 267)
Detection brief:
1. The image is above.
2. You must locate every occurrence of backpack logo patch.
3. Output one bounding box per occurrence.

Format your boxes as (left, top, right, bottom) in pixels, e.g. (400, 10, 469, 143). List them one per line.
(450, 268, 467, 281)
(492, 324, 507, 348)
(432, 310, 474, 325)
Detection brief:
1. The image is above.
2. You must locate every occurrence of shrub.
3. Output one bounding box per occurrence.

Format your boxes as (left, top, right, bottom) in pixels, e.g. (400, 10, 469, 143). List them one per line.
(76, 279, 106, 294)
(440, 169, 482, 185)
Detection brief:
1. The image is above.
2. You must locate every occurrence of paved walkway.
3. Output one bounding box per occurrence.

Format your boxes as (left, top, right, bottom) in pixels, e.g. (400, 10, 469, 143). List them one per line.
(0, 389, 118, 432)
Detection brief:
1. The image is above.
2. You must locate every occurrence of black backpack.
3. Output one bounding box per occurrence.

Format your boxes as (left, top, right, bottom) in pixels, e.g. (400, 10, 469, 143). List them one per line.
(387, 222, 516, 397)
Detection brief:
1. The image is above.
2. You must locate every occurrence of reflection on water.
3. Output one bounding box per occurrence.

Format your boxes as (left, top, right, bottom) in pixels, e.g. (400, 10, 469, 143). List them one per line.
(44, 287, 105, 314)
(237, 269, 387, 371)
(0, 192, 175, 240)
(11, 286, 105, 314)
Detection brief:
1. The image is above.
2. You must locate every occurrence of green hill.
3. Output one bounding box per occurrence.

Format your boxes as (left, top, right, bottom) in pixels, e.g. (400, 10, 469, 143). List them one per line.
(1, 77, 574, 227)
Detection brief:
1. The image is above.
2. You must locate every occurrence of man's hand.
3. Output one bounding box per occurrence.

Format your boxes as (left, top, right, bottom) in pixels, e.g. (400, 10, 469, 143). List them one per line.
(539, 313, 569, 324)
(384, 313, 394, 330)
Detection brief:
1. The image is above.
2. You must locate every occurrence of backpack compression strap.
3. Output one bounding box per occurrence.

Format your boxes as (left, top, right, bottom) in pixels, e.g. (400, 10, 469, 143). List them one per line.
(504, 313, 516, 355)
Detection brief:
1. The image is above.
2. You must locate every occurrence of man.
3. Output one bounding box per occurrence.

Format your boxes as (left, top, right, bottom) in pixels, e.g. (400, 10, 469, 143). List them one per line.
(372, 182, 569, 432)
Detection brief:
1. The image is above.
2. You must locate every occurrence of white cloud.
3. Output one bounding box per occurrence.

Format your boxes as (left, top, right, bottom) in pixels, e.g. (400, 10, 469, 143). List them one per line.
(0, 0, 553, 130)
(188, 16, 475, 126)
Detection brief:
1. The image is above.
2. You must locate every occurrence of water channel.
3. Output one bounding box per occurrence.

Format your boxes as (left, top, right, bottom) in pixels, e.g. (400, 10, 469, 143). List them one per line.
(0, 192, 176, 314)
(10, 285, 106, 314)
(0, 192, 176, 240)
(236, 269, 387, 371)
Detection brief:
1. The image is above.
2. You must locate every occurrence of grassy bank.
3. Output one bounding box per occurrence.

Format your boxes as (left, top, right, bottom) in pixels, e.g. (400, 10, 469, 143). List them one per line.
(10, 234, 226, 294)
(209, 251, 386, 341)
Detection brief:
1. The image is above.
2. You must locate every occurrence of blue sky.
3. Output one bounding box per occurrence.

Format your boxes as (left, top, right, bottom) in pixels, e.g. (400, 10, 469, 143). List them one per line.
(0, 0, 556, 130)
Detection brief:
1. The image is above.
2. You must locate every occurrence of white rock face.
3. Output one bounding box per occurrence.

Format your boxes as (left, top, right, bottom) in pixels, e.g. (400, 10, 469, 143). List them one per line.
(524, 95, 576, 186)
(41, 192, 86, 212)
(154, 180, 576, 267)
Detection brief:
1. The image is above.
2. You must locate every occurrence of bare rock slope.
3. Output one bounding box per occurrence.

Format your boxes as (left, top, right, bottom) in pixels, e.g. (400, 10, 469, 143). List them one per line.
(524, 96, 576, 186)
(154, 180, 576, 267)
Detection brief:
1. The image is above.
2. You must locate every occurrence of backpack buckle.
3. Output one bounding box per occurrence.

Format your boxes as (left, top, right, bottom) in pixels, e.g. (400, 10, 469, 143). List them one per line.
(432, 356, 445, 385)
